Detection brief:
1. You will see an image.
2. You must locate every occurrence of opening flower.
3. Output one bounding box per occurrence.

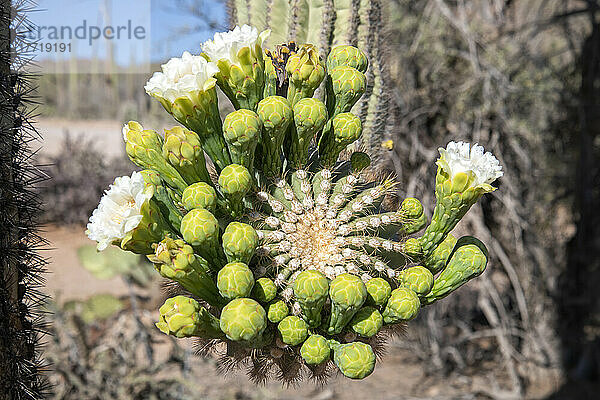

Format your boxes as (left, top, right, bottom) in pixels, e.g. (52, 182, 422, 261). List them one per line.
(86, 171, 152, 251)
(144, 51, 219, 104)
(201, 24, 268, 66)
(437, 141, 503, 186)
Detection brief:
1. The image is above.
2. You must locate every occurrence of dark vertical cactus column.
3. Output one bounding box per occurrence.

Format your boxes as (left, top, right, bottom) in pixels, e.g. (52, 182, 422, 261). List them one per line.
(0, 0, 49, 398)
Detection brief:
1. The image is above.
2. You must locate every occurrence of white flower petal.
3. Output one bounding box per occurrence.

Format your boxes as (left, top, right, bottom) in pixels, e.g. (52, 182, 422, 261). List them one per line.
(438, 141, 503, 186)
(86, 171, 150, 250)
(201, 25, 262, 67)
(144, 52, 218, 104)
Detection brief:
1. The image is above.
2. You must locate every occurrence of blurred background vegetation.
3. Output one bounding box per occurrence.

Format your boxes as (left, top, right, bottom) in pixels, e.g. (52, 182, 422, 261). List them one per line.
(35, 0, 599, 398)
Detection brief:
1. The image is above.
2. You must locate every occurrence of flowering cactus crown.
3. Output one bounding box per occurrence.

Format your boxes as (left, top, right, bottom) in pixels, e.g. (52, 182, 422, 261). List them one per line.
(86, 25, 502, 383)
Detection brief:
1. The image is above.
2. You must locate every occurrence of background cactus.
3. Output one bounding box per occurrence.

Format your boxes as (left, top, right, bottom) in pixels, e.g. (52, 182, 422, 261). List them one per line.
(85, 25, 502, 383)
(227, 0, 391, 164)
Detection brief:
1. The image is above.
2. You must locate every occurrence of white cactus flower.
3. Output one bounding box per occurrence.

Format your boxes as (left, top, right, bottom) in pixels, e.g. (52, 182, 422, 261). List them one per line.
(201, 25, 269, 66)
(86, 171, 151, 251)
(437, 141, 503, 186)
(144, 51, 219, 103)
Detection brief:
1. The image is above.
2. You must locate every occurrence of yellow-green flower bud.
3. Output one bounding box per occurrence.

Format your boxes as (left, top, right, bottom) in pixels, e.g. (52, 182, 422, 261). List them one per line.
(267, 299, 289, 323)
(223, 109, 262, 171)
(327, 45, 368, 73)
(218, 164, 252, 216)
(292, 270, 329, 328)
(277, 315, 308, 346)
(148, 238, 223, 306)
(286, 98, 328, 169)
(222, 222, 259, 264)
(217, 262, 255, 300)
(400, 198, 424, 219)
(319, 112, 363, 167)
(398, 198, 427, 235)
(162, 126, 211, 185)
(326, 66, 366, 118)
(399, 266, 434, 296)
(365, 277, 392, 307)
(252, 277, 277, 303)
(156, 295, 222, 339)
(332, 341, 376, 379)
(256, 96, 293, 177)
(424, 234, 457, 274)
(403, 237, 423, 259)
(181, 182, 217, 212)
(328, 273, 367, 334)
(300, 334, 331, 365)
(382, 288, 420, 324)
(123, 121, 187, 192)
(350, 306, 383, 338)
(422, 239, 488, 305)
(180, 208, 225, 268)
(285, 44, 326, 106)
(219, 164, 252, 196)
(219, 298, 267, 342)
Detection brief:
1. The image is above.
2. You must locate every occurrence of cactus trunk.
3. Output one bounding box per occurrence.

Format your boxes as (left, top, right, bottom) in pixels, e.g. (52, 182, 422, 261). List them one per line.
(0, 1, 49, 397)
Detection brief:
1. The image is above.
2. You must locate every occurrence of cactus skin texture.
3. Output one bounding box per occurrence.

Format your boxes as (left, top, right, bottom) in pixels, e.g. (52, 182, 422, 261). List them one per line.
(90, 30, 501, 382)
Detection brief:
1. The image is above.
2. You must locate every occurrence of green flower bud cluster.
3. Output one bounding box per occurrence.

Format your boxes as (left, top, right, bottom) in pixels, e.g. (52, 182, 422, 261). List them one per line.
(286, 44, 326, 106)
(90, 33, 501, 383)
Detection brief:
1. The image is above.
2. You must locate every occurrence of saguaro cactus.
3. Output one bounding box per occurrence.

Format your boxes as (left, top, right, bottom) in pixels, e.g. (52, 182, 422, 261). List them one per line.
(228, 0, 391, 164)
(0, 0, 50, 397)
(86, 25, 503, 383)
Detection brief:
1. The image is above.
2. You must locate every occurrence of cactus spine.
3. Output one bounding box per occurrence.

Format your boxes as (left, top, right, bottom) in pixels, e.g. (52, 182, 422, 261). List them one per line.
(0, 1, 50, 397)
